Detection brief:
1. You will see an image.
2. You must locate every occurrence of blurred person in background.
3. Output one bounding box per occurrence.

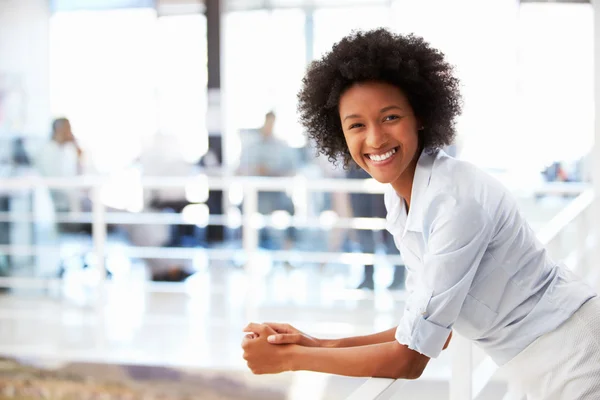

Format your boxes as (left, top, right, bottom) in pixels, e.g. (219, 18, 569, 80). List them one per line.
(238, 111, 300, 252)
(35, 118, 92, 276)
(242, 29, 600, 399)
(346, 166, 405, 291)
(11, 137, 31, 167)
(542, 161, 571, 183)
(293, 145, 353, 261)
(35, 117, 83, 212)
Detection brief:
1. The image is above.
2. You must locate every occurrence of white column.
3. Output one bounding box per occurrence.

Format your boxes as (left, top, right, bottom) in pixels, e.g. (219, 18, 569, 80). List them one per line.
(91, 185, 107, 282)
(242, 184, 260, 321)
(242, 185, 259, 256)
(91, 184, 107, 351)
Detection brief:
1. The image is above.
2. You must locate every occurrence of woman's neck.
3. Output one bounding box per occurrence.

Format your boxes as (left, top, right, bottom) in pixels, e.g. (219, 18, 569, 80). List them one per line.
(390, 151, 420, 211)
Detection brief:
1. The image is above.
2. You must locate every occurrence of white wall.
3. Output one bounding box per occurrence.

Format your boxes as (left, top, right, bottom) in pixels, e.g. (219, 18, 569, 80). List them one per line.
(0, 0, 51, 136)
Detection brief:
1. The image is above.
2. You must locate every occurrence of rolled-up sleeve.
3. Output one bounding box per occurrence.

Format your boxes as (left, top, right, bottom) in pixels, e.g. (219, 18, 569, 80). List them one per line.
(395, 194, 493, 358)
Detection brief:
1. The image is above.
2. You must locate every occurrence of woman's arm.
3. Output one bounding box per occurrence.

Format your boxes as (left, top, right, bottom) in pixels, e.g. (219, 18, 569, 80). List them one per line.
(323, 328, 452, 350)
(262, 323, 451, 349)
(291, 340, 429, 379)
(262, 322, 397, 348)
(320, 327, 397, 348)
(242, 323, 430, 379)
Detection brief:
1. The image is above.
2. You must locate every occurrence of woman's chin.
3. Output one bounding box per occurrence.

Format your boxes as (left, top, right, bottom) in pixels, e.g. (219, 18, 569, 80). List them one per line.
(369, 173, 395, 185)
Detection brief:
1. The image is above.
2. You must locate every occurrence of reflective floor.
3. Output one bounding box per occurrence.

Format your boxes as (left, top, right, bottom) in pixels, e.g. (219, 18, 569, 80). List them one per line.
(0, 189, 569, 399)
(0, 262, 509, 399)
(0, 187, 567, 400)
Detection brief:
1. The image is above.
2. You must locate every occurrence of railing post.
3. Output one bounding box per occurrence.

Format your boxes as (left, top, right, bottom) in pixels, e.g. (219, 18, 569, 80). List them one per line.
(242, 185, 259, 256)
(450, 335, 472, 400)
(92, 185, 107, 281)
(91, 183, 107, 351)
(242, 184, 260, 321)
(91, 183, 107, 319)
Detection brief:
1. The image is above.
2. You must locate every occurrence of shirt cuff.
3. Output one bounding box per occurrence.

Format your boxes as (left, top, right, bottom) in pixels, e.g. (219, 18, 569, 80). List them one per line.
(395, 315, 451, 359)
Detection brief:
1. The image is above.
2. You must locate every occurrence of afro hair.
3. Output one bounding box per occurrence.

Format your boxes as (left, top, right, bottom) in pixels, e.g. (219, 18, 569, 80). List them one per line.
(297, 28, 462, 167)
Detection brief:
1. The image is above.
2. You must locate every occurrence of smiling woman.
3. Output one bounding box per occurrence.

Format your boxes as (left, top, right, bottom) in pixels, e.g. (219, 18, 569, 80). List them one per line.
(241, 28, 600, 400)
(298, 29, 460, 171)
(338, 81, 421, 201)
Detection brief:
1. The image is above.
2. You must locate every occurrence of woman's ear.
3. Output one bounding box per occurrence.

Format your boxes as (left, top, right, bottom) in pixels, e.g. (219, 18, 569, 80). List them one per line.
(414, 115, 424, 131)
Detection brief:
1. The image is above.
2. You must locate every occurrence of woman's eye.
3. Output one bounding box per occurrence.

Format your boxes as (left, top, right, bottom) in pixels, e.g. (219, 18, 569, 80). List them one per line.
(384, 115, 400, 122)
(349, 123, 364, 130)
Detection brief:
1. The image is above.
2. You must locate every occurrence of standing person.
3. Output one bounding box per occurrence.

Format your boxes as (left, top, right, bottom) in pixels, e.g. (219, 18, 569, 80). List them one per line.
(346, 166, 405, 290)
(35, 117, 84, 213)
(238, 111, 300, 251)
(241, 29, 600, 399)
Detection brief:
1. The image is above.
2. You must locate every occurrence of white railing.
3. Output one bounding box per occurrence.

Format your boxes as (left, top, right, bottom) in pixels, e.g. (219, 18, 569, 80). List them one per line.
(0, 174, 400, 293)
(348, 188, 596, 400)
(0, 176, 585, 287)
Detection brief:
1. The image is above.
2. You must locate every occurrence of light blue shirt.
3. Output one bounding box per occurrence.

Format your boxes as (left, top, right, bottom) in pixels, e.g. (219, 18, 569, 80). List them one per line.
(386, 150, 596, 365)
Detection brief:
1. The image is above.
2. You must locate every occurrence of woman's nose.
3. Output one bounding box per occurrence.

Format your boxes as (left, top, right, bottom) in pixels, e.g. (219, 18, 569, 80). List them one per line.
(366, 125, 388, 148)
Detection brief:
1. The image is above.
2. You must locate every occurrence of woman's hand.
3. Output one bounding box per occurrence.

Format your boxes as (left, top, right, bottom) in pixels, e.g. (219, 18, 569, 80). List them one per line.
(261, 322, 322, 347)
(242, 323, 295, 374)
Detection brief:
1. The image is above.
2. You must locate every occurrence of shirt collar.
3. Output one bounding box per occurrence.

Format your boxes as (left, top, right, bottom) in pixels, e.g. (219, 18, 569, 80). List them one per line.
(404, 149, 437, 234)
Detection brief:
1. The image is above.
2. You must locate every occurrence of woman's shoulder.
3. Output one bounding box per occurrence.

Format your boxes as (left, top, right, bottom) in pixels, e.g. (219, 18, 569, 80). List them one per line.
(425, 153, 515, 227)
(431, 152, 508, 199)
(433, 152, 485, 181)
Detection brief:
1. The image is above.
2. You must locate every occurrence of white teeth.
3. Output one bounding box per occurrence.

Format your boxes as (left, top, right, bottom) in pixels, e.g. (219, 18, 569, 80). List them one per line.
(370, 148, 396, 162)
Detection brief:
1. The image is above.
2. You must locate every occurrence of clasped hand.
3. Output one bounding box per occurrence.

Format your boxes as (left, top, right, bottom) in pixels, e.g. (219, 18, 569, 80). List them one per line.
(241, 322, 319, 374)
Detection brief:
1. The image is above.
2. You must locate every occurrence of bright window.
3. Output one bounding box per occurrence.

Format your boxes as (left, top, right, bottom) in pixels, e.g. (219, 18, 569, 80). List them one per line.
(222, 8, 306, 167)
(156, 14, 208, 164)
(312, 6, 392, 60)
(50, 9, 158, 173)
(50, 9, 208, 173)
(516, 3, 593, 168)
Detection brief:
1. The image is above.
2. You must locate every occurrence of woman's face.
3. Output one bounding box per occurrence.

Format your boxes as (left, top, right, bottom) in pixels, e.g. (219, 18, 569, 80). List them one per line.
(54, 120, 74, 144)
(339, 81, 420, 187)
